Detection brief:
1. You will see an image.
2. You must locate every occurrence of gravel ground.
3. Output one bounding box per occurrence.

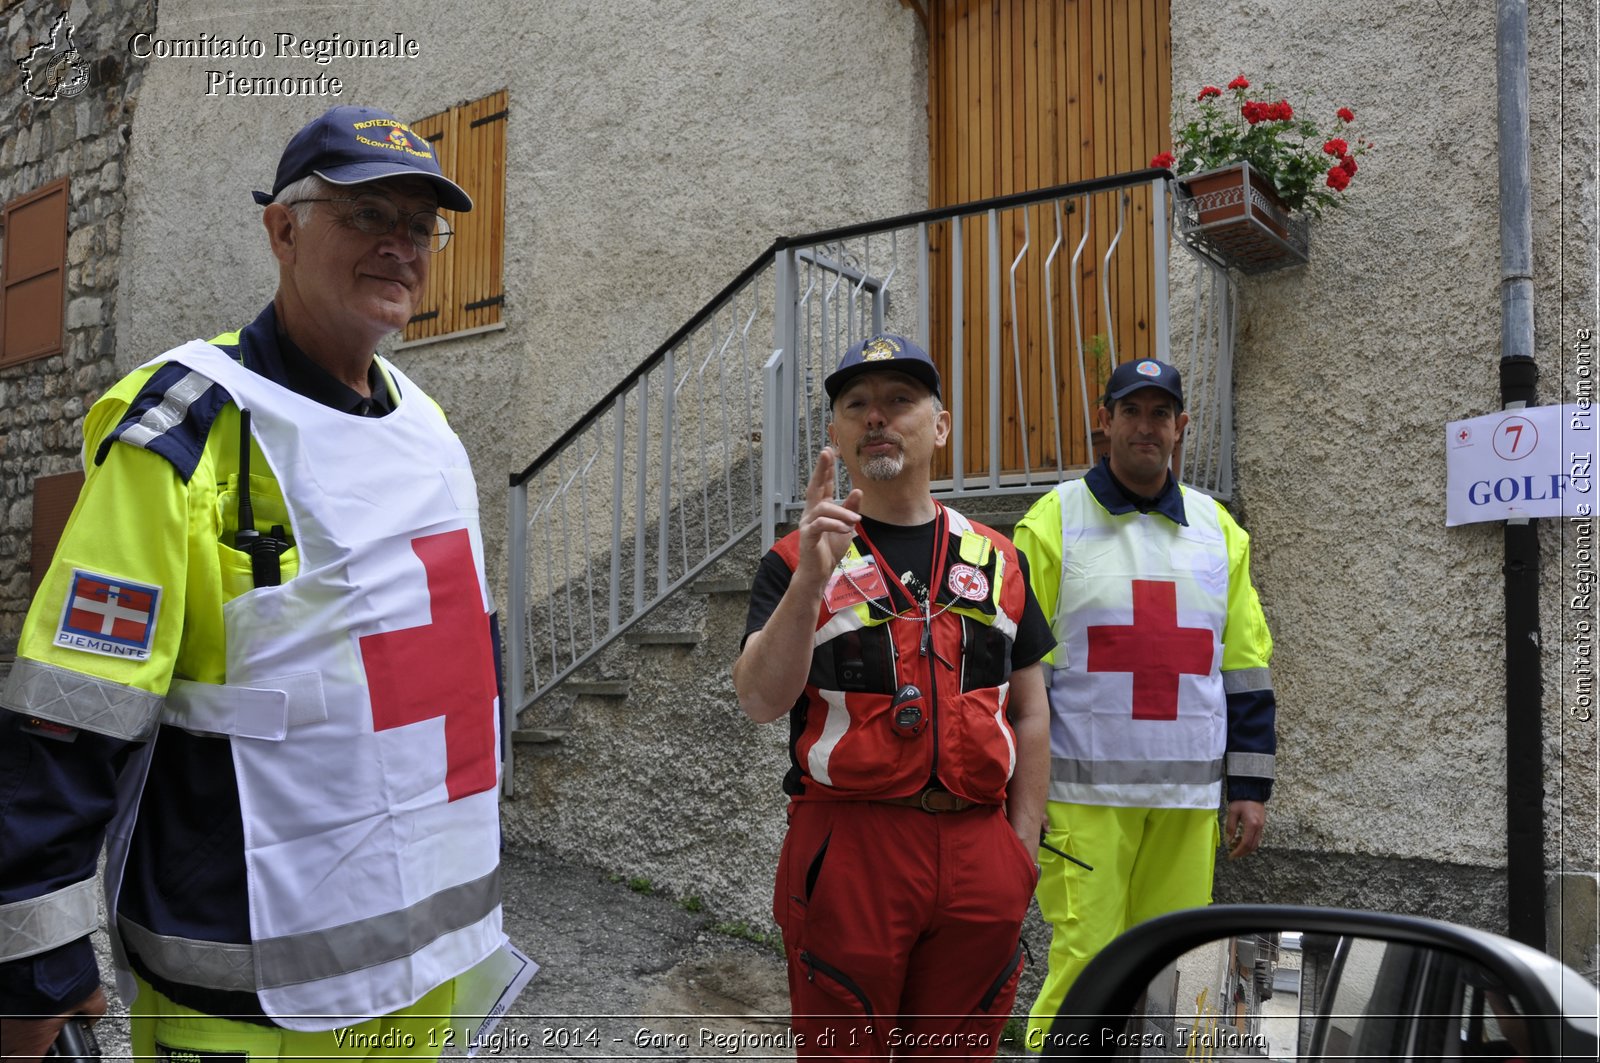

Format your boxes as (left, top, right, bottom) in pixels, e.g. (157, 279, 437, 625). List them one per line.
(77, 844, 796, 1060)
(76, 843, 1043, 1060)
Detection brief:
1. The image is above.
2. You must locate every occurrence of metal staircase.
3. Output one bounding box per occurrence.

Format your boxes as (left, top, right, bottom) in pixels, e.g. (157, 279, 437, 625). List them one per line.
(503, 169, 1238, 792)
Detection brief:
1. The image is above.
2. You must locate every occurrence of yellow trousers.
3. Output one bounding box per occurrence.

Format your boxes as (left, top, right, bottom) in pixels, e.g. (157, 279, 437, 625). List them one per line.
(1025, 802, 1220, 1051)
(131, 975, 461, 1061)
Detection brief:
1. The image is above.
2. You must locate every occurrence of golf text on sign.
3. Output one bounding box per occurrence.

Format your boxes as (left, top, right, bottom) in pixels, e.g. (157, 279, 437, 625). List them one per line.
(1445, 403, 1596, 526)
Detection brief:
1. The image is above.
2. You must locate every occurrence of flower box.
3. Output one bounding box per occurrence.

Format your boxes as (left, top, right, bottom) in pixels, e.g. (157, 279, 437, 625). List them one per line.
(1153, 74, 1371, 275)
(1175, 162, 1310, 274)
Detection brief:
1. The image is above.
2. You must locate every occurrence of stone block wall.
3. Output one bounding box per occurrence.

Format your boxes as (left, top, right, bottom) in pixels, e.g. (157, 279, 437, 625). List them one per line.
(0, 0, 154, 653)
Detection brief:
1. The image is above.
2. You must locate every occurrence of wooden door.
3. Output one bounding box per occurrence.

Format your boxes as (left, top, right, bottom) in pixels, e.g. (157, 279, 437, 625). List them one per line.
(927, 0, 1170, 479)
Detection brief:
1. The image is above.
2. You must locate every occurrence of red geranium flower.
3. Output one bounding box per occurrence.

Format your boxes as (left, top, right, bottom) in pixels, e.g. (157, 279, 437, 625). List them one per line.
(1168, 75, 1373, 216)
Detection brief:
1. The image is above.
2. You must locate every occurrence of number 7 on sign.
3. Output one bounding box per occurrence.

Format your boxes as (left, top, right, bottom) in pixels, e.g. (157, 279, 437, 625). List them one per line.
(1493, 415, 1538, 461)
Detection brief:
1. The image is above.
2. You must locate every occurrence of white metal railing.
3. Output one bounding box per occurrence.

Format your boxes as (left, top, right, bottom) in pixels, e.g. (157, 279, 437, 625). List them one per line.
(505, 171, 1236, 790)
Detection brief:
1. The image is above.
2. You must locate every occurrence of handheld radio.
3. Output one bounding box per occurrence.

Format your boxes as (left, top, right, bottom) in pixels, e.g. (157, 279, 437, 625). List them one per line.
(234, 408, 288, 587)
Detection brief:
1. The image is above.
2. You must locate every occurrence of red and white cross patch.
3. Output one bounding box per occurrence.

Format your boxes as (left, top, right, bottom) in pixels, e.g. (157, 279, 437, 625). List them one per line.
(55, 570, 162, 660)
(947, 563, 990, 601)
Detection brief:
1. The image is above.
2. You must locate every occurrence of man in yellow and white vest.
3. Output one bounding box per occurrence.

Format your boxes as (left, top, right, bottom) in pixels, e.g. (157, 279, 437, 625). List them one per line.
(0, 106, 517, 1061)
(1013, 358, 1277, 1050)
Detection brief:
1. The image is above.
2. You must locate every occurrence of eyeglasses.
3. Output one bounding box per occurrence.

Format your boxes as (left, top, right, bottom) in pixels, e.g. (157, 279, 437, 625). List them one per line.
(288, 194, 453, 252)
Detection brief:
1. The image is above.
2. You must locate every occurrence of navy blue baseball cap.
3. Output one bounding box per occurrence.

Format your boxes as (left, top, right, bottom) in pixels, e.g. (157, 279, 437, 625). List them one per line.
(252, 106, 473, 211)
(825, 333, 942, 402)
(1104, 358, 1184, 410)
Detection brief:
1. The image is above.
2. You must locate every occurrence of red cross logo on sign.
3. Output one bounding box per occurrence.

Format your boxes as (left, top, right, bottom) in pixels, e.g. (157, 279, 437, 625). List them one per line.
(361, 529, 498, 801)
(1086, 579, 1213, 721)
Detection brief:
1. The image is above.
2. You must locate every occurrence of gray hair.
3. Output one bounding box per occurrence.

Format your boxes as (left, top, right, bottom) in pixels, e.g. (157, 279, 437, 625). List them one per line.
(273, 173, 336, 226)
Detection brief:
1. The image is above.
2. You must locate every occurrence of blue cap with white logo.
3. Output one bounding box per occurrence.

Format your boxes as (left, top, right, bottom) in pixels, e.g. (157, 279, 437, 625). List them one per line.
(1104, 358, 1184, 410)
(252, 105, 473, 211)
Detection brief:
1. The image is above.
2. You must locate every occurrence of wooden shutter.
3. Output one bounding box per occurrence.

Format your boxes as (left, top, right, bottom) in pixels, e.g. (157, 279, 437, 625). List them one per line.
(1, 176, 69, 366)
(404, 90, 507, 342)
(30, 470, 84, 592)
(928, 0, 1170, 476)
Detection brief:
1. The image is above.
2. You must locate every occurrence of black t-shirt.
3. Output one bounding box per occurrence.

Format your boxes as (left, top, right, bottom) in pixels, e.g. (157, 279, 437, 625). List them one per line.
(743, 513, 1056, 670)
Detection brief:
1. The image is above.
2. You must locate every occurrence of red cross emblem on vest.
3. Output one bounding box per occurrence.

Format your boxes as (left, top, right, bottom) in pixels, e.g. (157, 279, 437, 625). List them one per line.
(360, 529, 498, 800)
(1087, 579, 1214, 721)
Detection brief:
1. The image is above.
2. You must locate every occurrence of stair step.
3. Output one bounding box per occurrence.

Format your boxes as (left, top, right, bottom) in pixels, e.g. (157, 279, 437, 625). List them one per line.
(512, 727, 570, 745)
(692, 578, 752, 595)
(565, 680, 630, 697)
(624, 630, 703, 647)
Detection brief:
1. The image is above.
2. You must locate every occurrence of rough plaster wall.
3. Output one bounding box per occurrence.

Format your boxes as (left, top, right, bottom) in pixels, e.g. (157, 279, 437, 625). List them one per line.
(117, 0, 925, 612)
(1171, 0, 1597, 896)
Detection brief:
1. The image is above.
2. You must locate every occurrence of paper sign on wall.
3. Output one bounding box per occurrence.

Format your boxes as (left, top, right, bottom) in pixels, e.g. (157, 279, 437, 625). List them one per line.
(1445, 404, 1595, 525)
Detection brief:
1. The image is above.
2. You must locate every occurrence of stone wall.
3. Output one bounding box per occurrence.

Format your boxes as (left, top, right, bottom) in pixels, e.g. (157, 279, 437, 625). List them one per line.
(1, 0, 153, 653)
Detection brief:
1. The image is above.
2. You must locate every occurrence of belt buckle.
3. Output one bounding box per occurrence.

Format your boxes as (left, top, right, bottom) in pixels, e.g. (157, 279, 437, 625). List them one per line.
(919, 787, 948, 813)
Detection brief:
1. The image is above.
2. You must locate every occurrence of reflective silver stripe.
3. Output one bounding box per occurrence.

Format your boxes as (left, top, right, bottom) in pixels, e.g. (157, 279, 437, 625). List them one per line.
(1050, 756, 1223, 786)
(258, 866, 501, 989)
(806, 689, 851, 787)
(1222, 667, 1273, 694)
(0, 879, 99, 961)
(118, 370, 214, 449)
(117, 867, 501, 993)
(118, 916, 257, 991)
(1, 657, 163, 740)
(1226, 752, 1277, 779)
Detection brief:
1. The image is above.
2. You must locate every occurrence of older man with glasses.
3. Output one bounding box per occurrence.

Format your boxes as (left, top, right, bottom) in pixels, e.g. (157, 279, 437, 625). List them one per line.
(0, 106, 517, 1061)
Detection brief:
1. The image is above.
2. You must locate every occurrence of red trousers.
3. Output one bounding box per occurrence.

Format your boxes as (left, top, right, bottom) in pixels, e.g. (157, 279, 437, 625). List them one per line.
(774, 800, 1037, 1060)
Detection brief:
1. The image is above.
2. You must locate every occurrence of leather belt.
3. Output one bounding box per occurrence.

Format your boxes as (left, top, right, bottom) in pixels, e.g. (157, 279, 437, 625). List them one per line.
(879, 787, 979, 813)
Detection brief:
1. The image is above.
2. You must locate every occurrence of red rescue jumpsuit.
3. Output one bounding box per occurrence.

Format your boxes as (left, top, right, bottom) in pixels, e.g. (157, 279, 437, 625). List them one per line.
(768, 506, 1038, 1060)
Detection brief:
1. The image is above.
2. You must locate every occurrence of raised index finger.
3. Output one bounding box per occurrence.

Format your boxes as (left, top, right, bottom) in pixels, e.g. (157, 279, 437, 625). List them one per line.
(805, 447, 838, 507)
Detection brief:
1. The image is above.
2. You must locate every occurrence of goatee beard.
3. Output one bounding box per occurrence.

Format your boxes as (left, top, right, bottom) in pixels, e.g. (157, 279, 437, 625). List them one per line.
(860, 453, 905, 480)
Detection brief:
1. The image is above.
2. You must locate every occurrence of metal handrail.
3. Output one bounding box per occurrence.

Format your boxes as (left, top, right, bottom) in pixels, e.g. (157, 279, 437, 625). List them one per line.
(504, 169, 1236, 794)
(510, 168, 1172, 489)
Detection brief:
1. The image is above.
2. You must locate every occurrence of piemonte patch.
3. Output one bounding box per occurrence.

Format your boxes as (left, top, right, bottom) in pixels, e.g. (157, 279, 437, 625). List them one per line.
(55, 570, 161, 660)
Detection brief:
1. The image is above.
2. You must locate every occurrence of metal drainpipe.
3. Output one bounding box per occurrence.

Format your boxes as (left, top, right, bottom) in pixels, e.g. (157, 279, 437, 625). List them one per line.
(1496, 0, 1545, 950)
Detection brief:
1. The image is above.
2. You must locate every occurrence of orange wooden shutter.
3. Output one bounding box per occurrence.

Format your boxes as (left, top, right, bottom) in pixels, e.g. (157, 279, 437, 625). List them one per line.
(30, 470, 84, 592)
(2, 176, 69, 366)
(403, 91, 507, 343)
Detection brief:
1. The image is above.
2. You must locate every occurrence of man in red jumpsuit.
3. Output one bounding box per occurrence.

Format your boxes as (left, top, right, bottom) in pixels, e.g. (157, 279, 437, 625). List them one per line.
(734, 334, 1054, 1059)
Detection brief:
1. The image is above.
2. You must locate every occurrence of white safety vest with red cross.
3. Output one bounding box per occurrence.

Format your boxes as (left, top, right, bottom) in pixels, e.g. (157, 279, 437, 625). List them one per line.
(1043, 479, 1230, 809)
(106, 340, 504, 1030)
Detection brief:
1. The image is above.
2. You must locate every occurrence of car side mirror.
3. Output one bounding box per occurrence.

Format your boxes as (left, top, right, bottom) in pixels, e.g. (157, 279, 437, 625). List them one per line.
(1042, 905, 1598, 1061)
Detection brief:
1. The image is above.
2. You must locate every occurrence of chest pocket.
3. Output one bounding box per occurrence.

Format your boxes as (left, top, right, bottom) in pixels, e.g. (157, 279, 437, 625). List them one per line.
(809, 623, 897, 694)
(959, 614, 1013, 692)
(215, 471, 300, 600)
